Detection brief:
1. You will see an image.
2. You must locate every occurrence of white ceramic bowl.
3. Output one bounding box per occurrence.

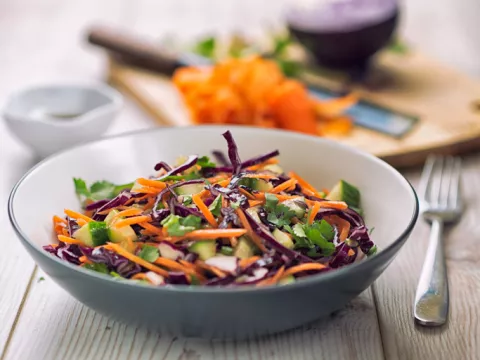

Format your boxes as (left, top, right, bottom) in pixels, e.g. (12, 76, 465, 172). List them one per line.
(3, 83, 123, 158)
(8, 126, 418, 338)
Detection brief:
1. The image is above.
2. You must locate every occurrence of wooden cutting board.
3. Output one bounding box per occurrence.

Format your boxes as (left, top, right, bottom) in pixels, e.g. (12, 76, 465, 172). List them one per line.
(107, 51, 480, 168)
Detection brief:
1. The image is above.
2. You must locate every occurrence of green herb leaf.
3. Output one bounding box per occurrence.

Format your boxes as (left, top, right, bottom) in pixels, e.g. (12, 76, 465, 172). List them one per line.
(276, 59, 302, 78)
(264, 193, 279, 212)
(182, 195, 193, 206)
(303, 220, 335, 256)
(84, 262, 110, 274)
(73, 178, 89, 199)
(181, 215, 202, 229)
(161, 214, 202, 237)
(190, 274, 201, 285)
(367, 245, 378, 257)
(110, 271, 122, 278)
(73, 178, 133, 205)
(197, 156, 216, 169)
(192, 37, 216, 59)
(37, 277, 45, 283)
(266, 203, 296, 228)
(138, 245, 160, 263)
(220, 246, 234, 256)
(209, 195, 222, 217)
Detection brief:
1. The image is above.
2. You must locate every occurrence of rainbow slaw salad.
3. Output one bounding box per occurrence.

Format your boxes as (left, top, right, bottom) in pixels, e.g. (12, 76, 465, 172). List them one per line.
(45, 131, 376, 287)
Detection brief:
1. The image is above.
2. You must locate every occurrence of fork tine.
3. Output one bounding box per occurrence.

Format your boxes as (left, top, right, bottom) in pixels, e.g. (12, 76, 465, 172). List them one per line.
(449, 157, 462, 208)
(419, 155, 436, 202)
(430, 156, 444, 206)
(441, 156, 454, 207)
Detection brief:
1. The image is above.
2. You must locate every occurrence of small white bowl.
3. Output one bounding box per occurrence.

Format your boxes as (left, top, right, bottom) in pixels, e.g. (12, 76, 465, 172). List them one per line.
(3, 83, 123, 158)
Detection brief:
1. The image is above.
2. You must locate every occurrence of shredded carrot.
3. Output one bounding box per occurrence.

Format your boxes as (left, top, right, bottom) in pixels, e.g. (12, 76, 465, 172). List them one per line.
(235, 209, 267, 252)
(154, 257, 206, 281)
(288, 171, 324, 198)
(143, 196, 156, 210)
(308, 201, 321, 225)
(135, 186, 162, 195)
(270, 265, 285, 285)
(217, 179, 230, 188)
(114, 215, 151, 228)
(229, 236, 238, 247)
(138, 222, 163, 235)
(319, 200, 348, 210)
(131, 273, 148, 280)
(53, 215, 67, 225)
(270, 178, 297, 194)
(246, 158, 279, 171)
(54, 224, 65, 235)
(248, 200, 264, 207)
(282, 263, 326, 278)
(64, 209, 93, 223)
(324, 215, 350, 242)
(238, 187, 256, 200)
(79, 256, 90, 263)
(111, 208, 143, 222)
(57, 235, 85, 246)
(239, 256, 260, 269)
(348, 249, 355, 257)
(136, 178, 167, 189)
(196, 260, 227, 278)
(192, 193, 218, 227)
(253, 193, 303, 201)
(105, 243, 169, 277)
(77, 219, 88, 227)
(243, 173, 277, 180)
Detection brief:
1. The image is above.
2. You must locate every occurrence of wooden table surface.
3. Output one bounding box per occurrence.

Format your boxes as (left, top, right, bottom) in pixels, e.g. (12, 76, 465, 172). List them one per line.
(1, 1, 479, 359)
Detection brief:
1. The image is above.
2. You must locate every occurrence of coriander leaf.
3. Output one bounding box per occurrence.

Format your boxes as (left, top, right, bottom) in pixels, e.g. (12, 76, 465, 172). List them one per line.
(292, 223, 306, 238)
(73, 178, 89, 199)
(90, 181, 116, 200)
(303, 220, 335, 256)
(190, 274, 201, 285)
(197, 156, 216, 169)
(110, 271, 122, 278)
(209, 195, 222, 217)
(37, 277, 45, 283)
(193, 37, 216, 59)
(161, 214, 199, 236)
(182, 195, 192, 206)
(368, 227, 375, 235)
(114, 182, 134, 195)
(220, 246, 234, 256)
(84, 262, 110, 274)
(138, 245, 160, 263)
(181, 215, 202, 229)
(183, 172, 202, 180)
(264, 193, 279, 212)
(267, 204, 296, 228)
(367, 245, 378, 256)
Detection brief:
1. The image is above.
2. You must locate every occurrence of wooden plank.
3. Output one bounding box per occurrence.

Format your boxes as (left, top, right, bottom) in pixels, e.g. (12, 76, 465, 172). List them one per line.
(3, 268, 384, 360)
(373, 155, 480, 360)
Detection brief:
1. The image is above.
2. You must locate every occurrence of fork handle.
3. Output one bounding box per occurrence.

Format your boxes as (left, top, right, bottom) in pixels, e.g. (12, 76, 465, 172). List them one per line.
(414, 218, 449, 326)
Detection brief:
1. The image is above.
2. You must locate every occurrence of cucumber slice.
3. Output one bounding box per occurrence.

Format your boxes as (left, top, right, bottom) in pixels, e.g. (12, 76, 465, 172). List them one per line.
(239, 178, 273, 192)
(74, 221, 109, 247)
(272, 228, 294, 249)
(281, 199, 306, 218)
(278, 275, 295, 285)
(233, 236, 257, 259)
(326, 180, 360, 208)
(189, 241, 217, 260)
(245, 207, 261, 224)
(174, 183, 204, 195)
(105, 209, 138, 244)
(262, 164, 284, 175)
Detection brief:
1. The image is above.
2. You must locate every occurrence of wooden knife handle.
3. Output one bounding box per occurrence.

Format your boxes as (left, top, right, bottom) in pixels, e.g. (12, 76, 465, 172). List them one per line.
(86, 26, 181, 75)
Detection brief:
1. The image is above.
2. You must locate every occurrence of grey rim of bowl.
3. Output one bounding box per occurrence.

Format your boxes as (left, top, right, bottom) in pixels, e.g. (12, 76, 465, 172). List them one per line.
(8, 125, 419, 294)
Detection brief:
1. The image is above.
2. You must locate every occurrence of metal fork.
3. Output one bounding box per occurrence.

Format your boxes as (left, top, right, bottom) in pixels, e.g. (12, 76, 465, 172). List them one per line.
(414, 155, 463, 326)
